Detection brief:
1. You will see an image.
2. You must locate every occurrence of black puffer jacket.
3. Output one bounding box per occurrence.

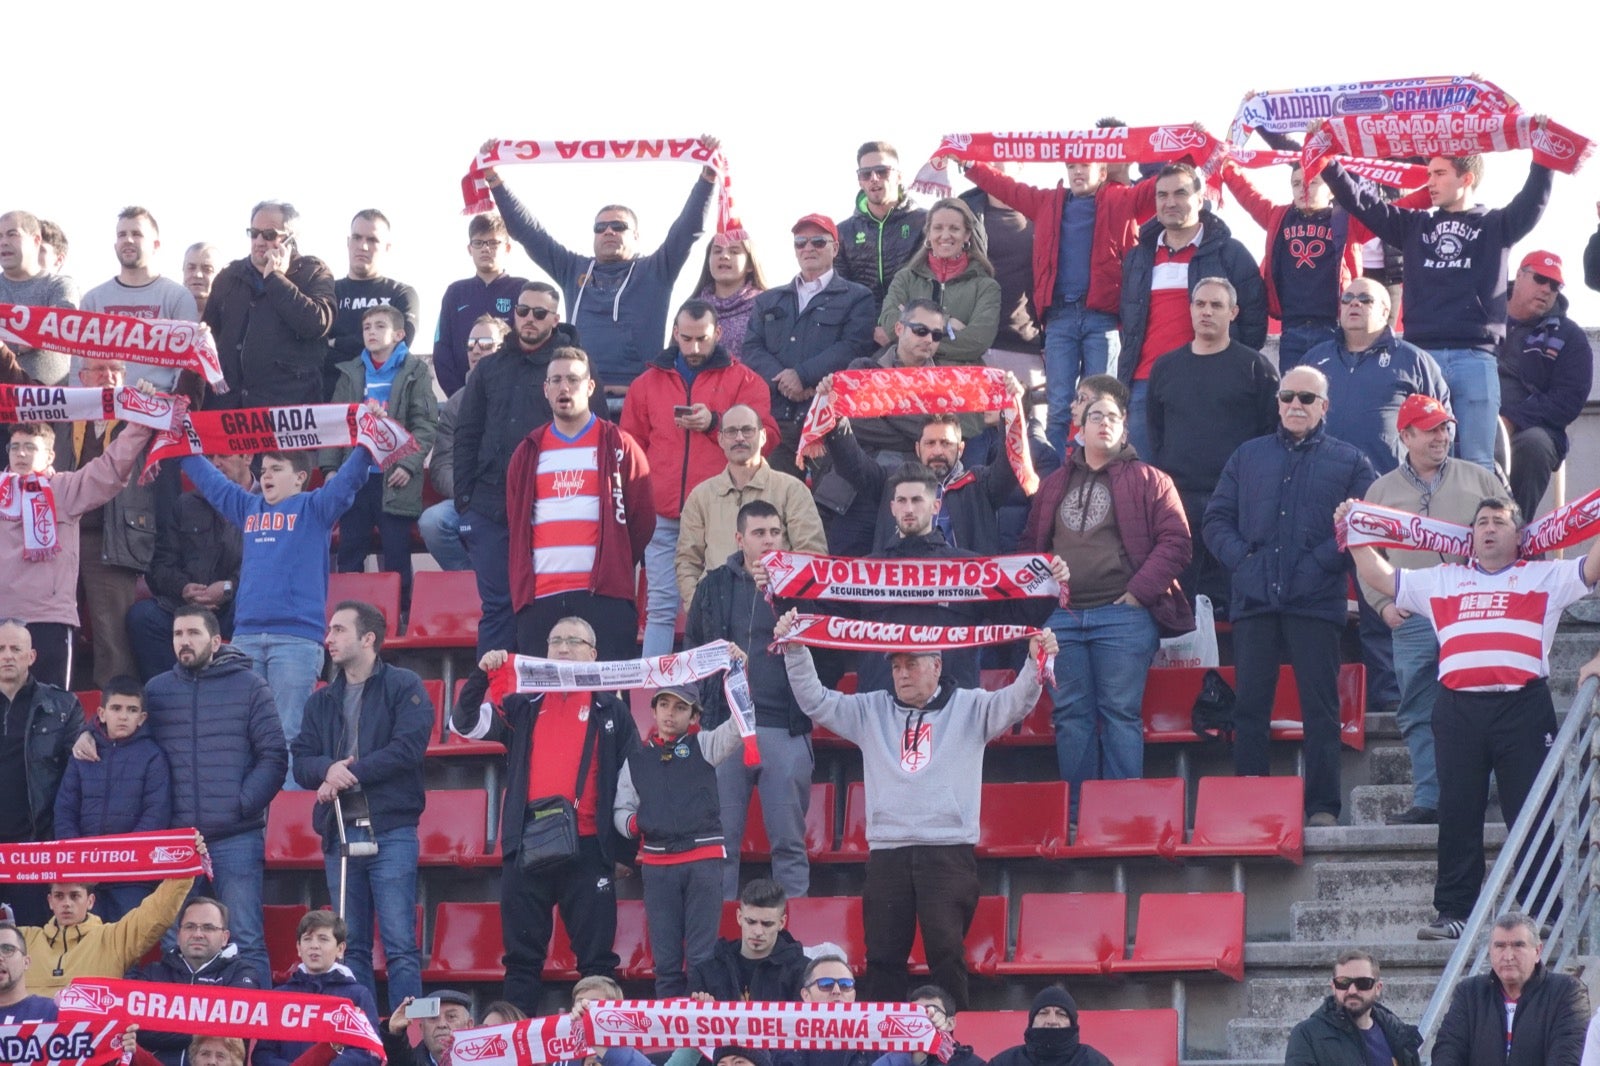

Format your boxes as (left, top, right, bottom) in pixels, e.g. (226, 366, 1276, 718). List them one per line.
(204, 254, 336, 408)
(1285, 997, 1421, 1066)
(1432, 964, 1589, 1066)
(689, 929, 809, 1001)
(13, 679, 84, 840)
(144, 644, 285, 841)
(836, 193, 928, 305)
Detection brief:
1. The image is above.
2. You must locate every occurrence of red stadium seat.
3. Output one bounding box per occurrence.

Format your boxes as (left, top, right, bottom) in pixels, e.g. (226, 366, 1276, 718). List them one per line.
(976, 782, 1069, 858)
(990, 685, 1052, 746)
(1078, 1009, 1179, 1066)
(264, 792, 324, 870)
(1107, 892, 1246, 981)
(951, 1011, 1028, 1059)
(265, 905, 309, 983)
(1175, 776, 1305, 863)
(326, 572, 401, 638)
(423, 902, 506, 982)
(816, 782, 868, 862)
(614, 899, 654, 981)
(418, 789, 498, 866)
(75, 690, 101, 721)
(739, 784, 836, 862)
(1142, 665, 1367, 750)
(783, 898, 865, 968)
(425, 679, 504, 757)
(996, 893, 1126, 976)
(388, 570, 481, 649)
(1064, 778, 1185, 860)
(910, 895, 1007, 976)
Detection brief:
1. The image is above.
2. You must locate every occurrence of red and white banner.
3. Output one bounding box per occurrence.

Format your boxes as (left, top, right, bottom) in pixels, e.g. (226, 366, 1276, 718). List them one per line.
(0, 473, 61, 561)
(773, 612, 1053, 685)
(762, 550, 1064, 606)
(912, 126, 1225, 197)
(1302, 112, 1593, 181)
(0, 1022, 123, 1066)
(1519, 487, 1600, 557)
(1231, 76, 1517, 139)
(1227, 147, 1429, 189)
(0, 829, 209, 884)
(1338, 488, 1600, 559)
(142, 404, 416, 480)
(798, 366, 1037, 495)
(460, 138, 745, 237)
(0, 305, 224, 392)
(56, 979, 385, 1060)
(0, 384, 186, 432)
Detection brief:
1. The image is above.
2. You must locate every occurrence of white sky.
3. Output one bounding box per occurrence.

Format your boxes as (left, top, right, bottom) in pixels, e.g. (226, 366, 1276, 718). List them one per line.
(15, 2, 1600, 349)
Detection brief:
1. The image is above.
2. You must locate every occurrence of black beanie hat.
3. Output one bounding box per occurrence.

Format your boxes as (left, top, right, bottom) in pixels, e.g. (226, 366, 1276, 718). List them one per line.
(714, 1047, 775, 1066)
(1028, 986, 1079, 1027)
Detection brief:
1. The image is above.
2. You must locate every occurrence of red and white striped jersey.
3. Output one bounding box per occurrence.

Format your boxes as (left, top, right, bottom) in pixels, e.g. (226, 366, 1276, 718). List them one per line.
(1396, 558, 1591, 692)
(531, 418, 601, 598)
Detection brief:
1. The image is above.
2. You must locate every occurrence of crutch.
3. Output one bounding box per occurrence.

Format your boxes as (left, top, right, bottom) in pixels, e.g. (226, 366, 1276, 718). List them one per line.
(333, 796, 379, 918)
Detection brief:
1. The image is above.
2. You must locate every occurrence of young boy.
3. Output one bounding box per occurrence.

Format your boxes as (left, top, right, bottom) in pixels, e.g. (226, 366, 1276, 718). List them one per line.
(253, 911, 380, 1066)
(322, 305, 438, 607)
(614, 683, 743, 997)
(52, 676, 172, 921)
(182, 440, 373, 783)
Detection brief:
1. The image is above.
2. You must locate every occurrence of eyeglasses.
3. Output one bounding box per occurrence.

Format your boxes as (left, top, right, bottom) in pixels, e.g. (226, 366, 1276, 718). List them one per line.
(245, 227, 292, 242)
(593, 220, 631, 234)
(1084, 411, 1124, 425)
(467, 337, 500, 349)
(548, 635, 594, 648)
(1339, 292, 1377, 306)
(901, 322, 941, 339)
(1524, 270, 1562, 290)
(720, 425, 761, 438)
(808, 977, 856, 991)
(1332, 976, 1377, 991)
(794, 236, 832, 249)
(180, 923, 226, 935)
(515, 305, 554, 320)
(6, 442, 43, 454)
(0, 943, 21, 957)
(468, 238, 503, 250)
(857, 166, 894, 181)
(545, 374, 588, 387)
(1278, 390, 1324, 405)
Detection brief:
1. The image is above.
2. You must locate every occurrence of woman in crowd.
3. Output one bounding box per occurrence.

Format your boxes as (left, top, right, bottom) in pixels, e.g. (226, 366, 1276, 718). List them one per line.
(693, 234, 769, 359)
(877, 198, 1001, 366)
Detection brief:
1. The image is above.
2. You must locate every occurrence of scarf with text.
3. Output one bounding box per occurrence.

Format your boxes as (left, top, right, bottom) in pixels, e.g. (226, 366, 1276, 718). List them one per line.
(0, 304, 225, 392)
(0, 384, 186, 432)
(797, 366, 1037, 494)
(773, 612, 1054, 685)
(1302, 111, 1593, 182)
(0, 829, 210, 883)
(1229, 75, 1517, 141)
(489, 641, 758, 766)
(1337, 488, 1600, 558)
(56, 979, 385, 1059)
(1226, 147, 1429, 189)
(444, 1001, 951, 1066)
(761, 550, 1066, 608)
(461, 139, 745, 238)
(141, 404, 416, 481)
(0, 1022, 122, 1066)
(911, 126, 1225, 197)
(0, 473, 59, 561)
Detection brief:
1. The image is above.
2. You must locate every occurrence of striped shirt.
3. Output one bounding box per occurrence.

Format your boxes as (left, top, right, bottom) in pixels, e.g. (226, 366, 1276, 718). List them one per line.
(1135, 230, 1201, 379)
(532, 417, 601, 598)
(1396, 558, 1591, 692)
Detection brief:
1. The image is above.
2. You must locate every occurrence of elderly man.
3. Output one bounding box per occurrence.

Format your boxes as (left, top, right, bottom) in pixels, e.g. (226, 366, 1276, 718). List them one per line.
(988, 987, 1112, 1066)
(382, 989, 477, 1066)
(1285, 950, 1422, 1066)
(772, 955, 873, 1066)
(451, 616, 642, 1016)
(1431, 913, 1587, 1064)
(1205, 366, 1374, 827)
(777, 606, 1057, 1009)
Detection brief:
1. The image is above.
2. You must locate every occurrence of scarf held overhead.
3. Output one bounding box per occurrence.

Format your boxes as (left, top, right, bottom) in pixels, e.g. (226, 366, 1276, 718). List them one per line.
(0, 384, 186, 432)
(0, 304, 225, 392)
(798, 366, 1037, 494)
(0, 1023, 123, 1066)
(773, 612, 1055, 686)
(1231, 75, 1517, 139)
(1337, 489, 1600, 559)
(911, 126, 1225, 197)
(1302, 111, 1593, 181)
(0, 829, 210, 884)
(461, 139, 745, 238)
(141, 404, 416, 480)
(56, 979, 385, 1059)
(761, 550, 1066, 607)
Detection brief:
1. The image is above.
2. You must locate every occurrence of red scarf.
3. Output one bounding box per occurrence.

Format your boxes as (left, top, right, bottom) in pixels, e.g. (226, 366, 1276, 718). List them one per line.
(142, 404, 416, 482)
(1303, 111, 1593, 181)
(912, 126, 1224, 197)
(926, 253, 968, 283)
(0, 829, 210, 883)
(1337, 488, 1600, 559)
(761, 550, 1066, 608)
(773, 612, 1054, 685)
(0, 1022, 122, 1066)
(0, 305, 225, 392)
(0, 472, 59, 561)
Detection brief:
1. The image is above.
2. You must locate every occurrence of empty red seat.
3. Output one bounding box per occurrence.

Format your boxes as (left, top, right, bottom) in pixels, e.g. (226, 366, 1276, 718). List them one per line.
(264, 791, 324, 870)
(1065, 778, 1185, 860)
(997, 893, 1126, 976)
(816, 782, 868, 862)
(418, 789, 497, 866)
(1175, 776, 1305, 863)
(388, 570, 480, 649)
(423, 902, 506, 982)
(75, 690, 101, 720)
(264, 904, 309, 983)
(614, 899, 654, 981)
(910, 895, 1007, 976)
(782, 898, 865, 968)
(326, 572, 401, 638)
(951, 1011, 1029, 1059)
(989, 677, 1052, 747)
(740, 784, 836, 862)
(426, 678, 504, 757)
(976, 782, 1069, 858)
(1078, 1009, 1179, 1066)
(1107, 891, 1245, 981)
(1142, 665, 1367, 750)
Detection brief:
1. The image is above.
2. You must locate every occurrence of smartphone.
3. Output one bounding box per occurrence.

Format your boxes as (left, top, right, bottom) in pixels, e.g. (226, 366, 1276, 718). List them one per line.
(410, 997, 441, 1019)
(673, 405, 694, 417)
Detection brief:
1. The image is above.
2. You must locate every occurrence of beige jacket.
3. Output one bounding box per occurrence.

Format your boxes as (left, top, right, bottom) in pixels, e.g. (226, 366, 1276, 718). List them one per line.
(1360, 457, 1505, 612)
(675, 461, 827, 605)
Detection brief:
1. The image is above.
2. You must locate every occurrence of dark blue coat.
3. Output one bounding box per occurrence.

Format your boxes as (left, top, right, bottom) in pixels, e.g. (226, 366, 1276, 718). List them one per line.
(253, 964, 380, 1066)
(740, 274, 878, 425)
(1499, 292, 1594, 457)
(53, 718, 171, 839)
(1204, 423, 1375, 623)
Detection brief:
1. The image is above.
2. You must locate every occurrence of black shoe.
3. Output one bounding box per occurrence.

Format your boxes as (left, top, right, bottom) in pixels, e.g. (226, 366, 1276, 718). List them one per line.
(1387, 806, 1439, 825)
(1418, 916, 1465, 941)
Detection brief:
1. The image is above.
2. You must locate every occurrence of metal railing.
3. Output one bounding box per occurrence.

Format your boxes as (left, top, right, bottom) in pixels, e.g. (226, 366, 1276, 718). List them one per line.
(1418, 676, 1600, 1048)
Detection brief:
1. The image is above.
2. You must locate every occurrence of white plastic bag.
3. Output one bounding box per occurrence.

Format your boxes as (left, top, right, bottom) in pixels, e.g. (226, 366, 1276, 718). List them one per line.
(1151, 594, 1219, 669)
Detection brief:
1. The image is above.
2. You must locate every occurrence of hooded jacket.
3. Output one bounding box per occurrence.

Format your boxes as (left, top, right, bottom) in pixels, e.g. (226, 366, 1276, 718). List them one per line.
(143, 644, 286, 841)
(836, 194, 927, 305)
(1431, 963, 1588, 1066)
(1284, 996, 1422, 1066)
(685, 552, 811, 735)
(204, 254, 337, 408)
(9, 678, 84, 841)
(877, 254, 1002, 366)
(321, 346, 440, 517)
(53, 716, 171, 839)
(988, 987, 1111, 1066)
(689, 929, 809, 1001)
(20, 874, 193, 996)
(1498, 291, 1594, 457)
(127, 943, 262, 1066)
(254, 963, 381, 1066)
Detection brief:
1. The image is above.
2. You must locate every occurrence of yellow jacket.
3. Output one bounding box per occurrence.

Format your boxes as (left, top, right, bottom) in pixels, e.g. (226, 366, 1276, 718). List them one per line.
(22, 876, 194, 996)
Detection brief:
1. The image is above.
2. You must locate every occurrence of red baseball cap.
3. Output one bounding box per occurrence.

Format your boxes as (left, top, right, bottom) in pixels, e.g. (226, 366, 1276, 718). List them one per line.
(1519, 250, 1564, 286)
(791, 214, 839, 243)
(1397, 393, 1455, 432)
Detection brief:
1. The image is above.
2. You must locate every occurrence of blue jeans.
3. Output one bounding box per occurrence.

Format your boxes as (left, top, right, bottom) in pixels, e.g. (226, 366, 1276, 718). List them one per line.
(230, 632, 324, 789)
(1048, 602, 1160, 813)
(1426, 347, 1499, 472)
(641, 517, 681, 658)
(1126, 381, 1151, 460)
(1043, 305, 1121, 458)
(459, 508, 514, 656)
(1276, 322, 1337, 372)
(165, 828, 268, 987)
(1391, 612, 1442, 810)
(325, 825, 421, 1010)
(418, 501, 471, 572)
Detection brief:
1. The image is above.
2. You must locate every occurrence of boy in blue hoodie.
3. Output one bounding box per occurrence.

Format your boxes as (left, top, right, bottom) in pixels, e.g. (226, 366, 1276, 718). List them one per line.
(254, 909, 380, 1066)
(52, 675, 172, 921)
(182, 440, 372, 785)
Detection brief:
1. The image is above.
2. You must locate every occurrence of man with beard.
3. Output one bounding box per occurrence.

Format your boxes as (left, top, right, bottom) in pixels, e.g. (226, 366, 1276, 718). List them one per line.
(836, 143, 926, 306)
(80, 206, 199, 390)
(988, 987, 1111, 1066)
(1285, 950, 1422, 1065)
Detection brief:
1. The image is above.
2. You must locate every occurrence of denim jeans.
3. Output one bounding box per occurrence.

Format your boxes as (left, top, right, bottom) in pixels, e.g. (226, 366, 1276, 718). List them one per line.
(641, 517, 681, 658)
(1047, 602, 1160, 813)
(324, 825, 422, 1010)
(1125, 381, 1151, 460)
(1043, 305, 1121, 458)
(459, 508, 514, 656)
(1426, 347, 1500, 472)
(165, 828, 269, 987)
(1391, 612, 1442, 810)
(230, 632, 324, 789)
(418, 501, 472, 572)
(1276, 322, 1337, 373)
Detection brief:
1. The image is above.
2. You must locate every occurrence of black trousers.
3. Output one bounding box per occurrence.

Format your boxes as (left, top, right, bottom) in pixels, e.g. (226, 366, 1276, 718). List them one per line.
(337, 473, 417, 604)
(25, 622, 73, 689)
(500, 834, 618, 1015)
(1177, 489, 1230, 611)
(1232, 614, 1343, 816)
(515, 592, 637, 662)
(862, 844, 979, 1010)
(1433, 680, 1557, 920)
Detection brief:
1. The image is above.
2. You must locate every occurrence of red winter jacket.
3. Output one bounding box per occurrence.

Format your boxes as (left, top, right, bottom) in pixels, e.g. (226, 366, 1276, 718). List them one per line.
(506, 417, 655, 611)
(965, 163, 1157, 319)
(620, 346, 779, 520)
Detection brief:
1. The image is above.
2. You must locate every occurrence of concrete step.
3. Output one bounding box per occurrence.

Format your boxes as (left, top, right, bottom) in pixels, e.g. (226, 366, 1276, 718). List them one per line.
(1226, 1017, 1298, 1061)
(1313, 859, 1438, 902)
(1365, 745, 1414, 786)
(1364, 711, 1401, 740)
(1244, 974, 1439, 1020)
(1244, 940, 1457, 968)
(1305, 822, 1506, 854)
(1348, 783, 1413, 826)
(1289, 900, 1439, 942)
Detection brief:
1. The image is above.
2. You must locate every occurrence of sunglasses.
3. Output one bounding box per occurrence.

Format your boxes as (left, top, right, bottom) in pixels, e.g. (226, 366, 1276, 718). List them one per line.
(1339, 292, 1377, 305)
(515, 306, 554, 320)
(593, 220, 631, 234)
(808, 977, 856, 991)
(1332, 976, 1377, 991)
(1525, 270, 1562, 290)
(246, 227, 291, 242)
(857, 166, 894, 181)
(467, 337, 500, 349)
(901, 322, 941, 338)
(1278, 390, 1323, 405)
(794, 236, 832, 249)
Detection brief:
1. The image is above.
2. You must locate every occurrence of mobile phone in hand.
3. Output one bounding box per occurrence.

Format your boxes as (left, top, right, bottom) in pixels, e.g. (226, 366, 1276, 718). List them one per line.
(410, 997, 441, 1019)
